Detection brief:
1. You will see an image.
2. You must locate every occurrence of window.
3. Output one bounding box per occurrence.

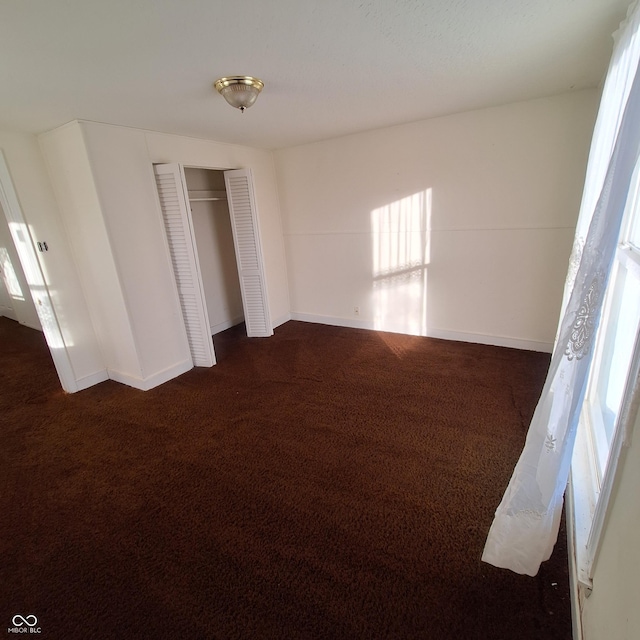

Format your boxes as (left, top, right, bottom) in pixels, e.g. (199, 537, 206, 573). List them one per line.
(575, 152, 640, 582)
(585, 155, 640, 482)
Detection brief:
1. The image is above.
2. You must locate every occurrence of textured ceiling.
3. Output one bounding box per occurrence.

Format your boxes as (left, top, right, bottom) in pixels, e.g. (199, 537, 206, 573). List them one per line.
(0, 0, 631, 149)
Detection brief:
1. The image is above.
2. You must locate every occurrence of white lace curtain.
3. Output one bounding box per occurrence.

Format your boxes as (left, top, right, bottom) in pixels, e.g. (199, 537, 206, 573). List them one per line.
(482, 1, 640, 577)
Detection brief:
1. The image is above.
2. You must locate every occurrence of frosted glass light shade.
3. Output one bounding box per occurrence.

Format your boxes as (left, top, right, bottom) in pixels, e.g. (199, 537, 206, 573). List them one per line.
(214, 76, 264, 112)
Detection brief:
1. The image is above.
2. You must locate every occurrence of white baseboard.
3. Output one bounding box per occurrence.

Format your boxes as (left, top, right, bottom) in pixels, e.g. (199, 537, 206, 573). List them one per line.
(0, 315, 43, 332)
(210, 313, 291, 334)
(107, 369, 144, 390)
(75, 369, 109, 391)
(22, 320, 43, 331)
(290, 312, 374, 331)
(0, 309, 18, 321)
(289, 312, 553, 353)
(427, 327, 553, 353)
(108, 358, 192, 391)
(210, 316, 245, 336)
(272, 312, 292, 329)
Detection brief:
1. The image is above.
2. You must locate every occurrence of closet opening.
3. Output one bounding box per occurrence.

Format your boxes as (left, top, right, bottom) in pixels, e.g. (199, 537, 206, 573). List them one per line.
(184, 167, 245, 343)
(154, 163, 272, 369)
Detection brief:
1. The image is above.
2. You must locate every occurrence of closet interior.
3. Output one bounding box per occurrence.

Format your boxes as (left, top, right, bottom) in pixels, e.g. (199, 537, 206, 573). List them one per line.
(183, 167, 244, 338)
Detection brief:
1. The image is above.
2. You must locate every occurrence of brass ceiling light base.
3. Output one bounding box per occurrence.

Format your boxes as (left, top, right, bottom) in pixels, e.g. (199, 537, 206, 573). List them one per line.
(214, 76, 264, 113)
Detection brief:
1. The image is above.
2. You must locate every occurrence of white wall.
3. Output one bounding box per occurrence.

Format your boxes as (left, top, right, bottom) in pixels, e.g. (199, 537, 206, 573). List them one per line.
(0, 129, 105, 388)
(38, 121, 289, 390)
(581, 406, 640, 640)
(274, 90, 600, 351)
(39, 123, 143, 384)
(79, 123, 192, 384)
(40, 121, 193, 389)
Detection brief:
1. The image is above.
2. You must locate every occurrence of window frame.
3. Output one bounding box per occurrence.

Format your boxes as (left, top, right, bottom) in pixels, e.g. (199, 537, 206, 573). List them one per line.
(572, 156, 640, 586)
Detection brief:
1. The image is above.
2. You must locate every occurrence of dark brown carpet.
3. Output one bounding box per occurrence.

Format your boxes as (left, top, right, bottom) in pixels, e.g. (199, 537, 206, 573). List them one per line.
(0, 317, 572, 639)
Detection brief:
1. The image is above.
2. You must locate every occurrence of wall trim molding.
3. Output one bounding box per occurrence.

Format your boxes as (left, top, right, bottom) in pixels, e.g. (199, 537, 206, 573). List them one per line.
(107, 369, 146, 390)
(211, 316, 245, 335)
(108, 358, 193, 391)
(273, 312, 292, 329)
(289, 312, 553, 353)
(75, 369, 109, 391)
(21, 320, 44, 332)
(290, 312, 375, 332)
(427, 327, 553, 353)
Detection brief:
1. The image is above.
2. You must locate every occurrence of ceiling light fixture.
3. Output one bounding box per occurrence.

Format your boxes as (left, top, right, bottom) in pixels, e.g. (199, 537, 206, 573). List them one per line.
(214, 76, 264, 113)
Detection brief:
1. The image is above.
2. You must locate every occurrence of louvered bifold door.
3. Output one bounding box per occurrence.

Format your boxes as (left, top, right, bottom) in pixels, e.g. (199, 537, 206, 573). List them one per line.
(224, 168, 273, 337)
(154, 163, 216, 367)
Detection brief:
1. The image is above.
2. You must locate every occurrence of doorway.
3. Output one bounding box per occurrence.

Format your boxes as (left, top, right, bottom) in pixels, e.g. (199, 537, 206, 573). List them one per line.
(183, 168, 244, 338)
(0, 199, 41, 327)
(153, 163, 272, 368)
(0, 150, 77, 392)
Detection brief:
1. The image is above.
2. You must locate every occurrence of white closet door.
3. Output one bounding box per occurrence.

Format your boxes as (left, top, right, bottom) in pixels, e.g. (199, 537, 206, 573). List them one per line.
(224, 168, 273, 337)
(154, 163, 216, 367)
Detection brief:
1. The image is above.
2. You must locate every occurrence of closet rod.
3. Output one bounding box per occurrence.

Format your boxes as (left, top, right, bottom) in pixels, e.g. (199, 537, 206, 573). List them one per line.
(188, 189, 227, 202)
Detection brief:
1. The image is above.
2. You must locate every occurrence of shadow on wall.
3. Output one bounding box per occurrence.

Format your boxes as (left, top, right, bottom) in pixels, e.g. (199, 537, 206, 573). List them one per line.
(371, 188, 432, 336)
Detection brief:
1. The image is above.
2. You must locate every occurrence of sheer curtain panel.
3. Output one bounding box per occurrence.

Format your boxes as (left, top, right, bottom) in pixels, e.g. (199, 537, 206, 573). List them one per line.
(482, 1, 640, 576)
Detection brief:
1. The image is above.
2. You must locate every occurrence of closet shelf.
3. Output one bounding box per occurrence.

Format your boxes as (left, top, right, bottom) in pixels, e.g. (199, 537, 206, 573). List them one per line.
(188, 190, 227, 202)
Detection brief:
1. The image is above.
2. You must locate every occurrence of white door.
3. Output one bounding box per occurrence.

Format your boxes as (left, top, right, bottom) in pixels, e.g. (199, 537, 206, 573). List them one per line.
(153, 163, 216, 367)
(0, 151, 78, 392)
(224, 169, 273, 337)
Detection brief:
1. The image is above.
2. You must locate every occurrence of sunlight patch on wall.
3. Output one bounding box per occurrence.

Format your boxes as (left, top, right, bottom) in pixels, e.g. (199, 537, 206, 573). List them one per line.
(371, 189, 431, 336)
(9, 222, 44, 287)
(8, 221, 65, 349)
(0, 246, 25, 300)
